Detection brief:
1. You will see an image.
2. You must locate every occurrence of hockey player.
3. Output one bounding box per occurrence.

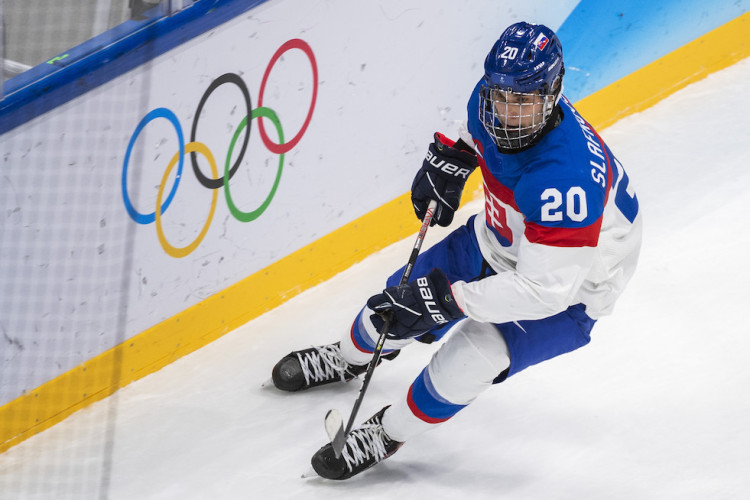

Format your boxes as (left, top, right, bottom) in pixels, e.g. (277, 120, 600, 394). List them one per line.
(271, 22, 642, 480)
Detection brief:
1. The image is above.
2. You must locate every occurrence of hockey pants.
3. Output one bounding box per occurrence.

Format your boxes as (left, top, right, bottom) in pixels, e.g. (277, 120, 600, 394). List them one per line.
(339, 216, 596, 441)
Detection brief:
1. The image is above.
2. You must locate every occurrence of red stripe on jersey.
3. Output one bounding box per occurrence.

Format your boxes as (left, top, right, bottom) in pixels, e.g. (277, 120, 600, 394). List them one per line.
(525, 218, 602, 247)
(406, 385, 451, 424)
(479, 162, 519, 211)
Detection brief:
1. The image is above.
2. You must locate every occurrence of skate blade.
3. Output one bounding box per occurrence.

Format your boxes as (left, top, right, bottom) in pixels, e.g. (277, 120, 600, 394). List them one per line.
(301, 466, 318, 479)
(260, 377, 275, 389)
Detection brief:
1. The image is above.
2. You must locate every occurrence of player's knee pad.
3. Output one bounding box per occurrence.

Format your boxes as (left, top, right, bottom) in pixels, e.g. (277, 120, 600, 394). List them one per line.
(426, 319, 510, 405)
(382, 320, 510, 441)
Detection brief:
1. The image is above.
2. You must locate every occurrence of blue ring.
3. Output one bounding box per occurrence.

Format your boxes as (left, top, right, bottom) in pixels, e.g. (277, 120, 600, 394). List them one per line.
(122, 108, 185, 224)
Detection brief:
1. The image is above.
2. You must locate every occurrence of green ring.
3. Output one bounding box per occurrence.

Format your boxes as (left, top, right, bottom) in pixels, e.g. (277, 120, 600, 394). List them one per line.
(224, 107, 285, 222)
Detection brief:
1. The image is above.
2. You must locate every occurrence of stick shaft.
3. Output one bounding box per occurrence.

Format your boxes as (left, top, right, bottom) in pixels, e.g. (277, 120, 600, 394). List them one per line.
(339, 199, 439, 444)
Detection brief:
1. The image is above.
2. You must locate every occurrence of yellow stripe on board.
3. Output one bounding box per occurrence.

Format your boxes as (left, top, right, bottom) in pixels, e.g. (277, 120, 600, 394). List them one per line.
(0, 189, 470, 453)
(2, 11, 749, 454)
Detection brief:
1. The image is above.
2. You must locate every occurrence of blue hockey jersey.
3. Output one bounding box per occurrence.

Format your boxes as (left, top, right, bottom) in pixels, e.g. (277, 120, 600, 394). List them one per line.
(451, 83, 642, 323)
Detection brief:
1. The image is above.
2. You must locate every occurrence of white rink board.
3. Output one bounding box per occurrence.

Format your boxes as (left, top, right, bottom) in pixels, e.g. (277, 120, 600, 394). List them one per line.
(0, 1, 578, 404)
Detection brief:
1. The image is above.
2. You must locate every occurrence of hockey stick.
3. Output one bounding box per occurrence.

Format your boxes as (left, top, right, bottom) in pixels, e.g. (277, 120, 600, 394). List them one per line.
(326, 199, 439, 458)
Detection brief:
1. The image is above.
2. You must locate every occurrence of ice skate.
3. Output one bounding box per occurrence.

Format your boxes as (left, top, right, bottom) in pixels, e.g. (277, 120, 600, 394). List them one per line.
(271, 342, 398, 392)
(310, 406, 403, 480)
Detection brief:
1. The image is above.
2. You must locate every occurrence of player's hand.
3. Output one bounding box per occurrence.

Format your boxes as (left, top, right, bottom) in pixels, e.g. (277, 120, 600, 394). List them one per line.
(367, 269, 464, 339)
(411, 133, 478, 227)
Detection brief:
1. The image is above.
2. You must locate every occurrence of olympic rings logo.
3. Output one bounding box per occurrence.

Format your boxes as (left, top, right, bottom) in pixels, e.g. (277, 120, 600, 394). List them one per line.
(121, 39, 317, 258)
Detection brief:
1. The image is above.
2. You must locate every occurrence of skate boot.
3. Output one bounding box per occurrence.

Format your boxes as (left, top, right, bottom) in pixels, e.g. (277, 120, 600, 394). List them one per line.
(271, 342, 399, 392)
(311, 406, 403, 480)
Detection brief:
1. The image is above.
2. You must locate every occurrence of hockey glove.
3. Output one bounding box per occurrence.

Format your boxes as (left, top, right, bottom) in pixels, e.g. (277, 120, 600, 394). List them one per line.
(367, 268, 465, 340)
(411, 133, 478, 227)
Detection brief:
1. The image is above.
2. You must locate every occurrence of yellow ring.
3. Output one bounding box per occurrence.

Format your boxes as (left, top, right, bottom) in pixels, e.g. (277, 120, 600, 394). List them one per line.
(155, 142, 218, 258)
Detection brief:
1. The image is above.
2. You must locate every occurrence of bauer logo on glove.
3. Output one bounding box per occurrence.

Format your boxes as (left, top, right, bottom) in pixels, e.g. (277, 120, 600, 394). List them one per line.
(367, 268, 465, 340)
(416, 276, 447, 324)
(411, 133, 478, 227)
(424, 149, 473, 180)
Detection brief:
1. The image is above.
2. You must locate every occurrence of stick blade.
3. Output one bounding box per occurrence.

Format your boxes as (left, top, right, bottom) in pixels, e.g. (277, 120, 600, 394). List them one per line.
(324, 409, 346, 459)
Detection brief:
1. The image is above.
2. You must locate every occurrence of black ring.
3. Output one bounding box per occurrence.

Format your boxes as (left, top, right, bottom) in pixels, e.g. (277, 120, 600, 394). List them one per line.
(190, 73, 252, 189)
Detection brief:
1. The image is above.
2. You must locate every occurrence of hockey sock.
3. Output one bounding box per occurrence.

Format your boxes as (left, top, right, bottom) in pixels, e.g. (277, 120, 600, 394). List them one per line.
(339, 306, 416, 366)
(382, 319, 511, 442)
(381, 366, 466, 442)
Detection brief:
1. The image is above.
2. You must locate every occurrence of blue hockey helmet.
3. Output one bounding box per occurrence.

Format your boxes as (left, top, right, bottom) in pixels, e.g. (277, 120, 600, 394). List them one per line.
(479, 22, 565, 150)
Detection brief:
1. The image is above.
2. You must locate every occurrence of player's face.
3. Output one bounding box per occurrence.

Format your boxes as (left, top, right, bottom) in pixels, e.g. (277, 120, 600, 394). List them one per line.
(491, 90, 546, 131)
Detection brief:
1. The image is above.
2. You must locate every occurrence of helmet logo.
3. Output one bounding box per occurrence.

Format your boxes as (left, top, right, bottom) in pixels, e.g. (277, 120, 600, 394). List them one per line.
(534, 33, 549, 50)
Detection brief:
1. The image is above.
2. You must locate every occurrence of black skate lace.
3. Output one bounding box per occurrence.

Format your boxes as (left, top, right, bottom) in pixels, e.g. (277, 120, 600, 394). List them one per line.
(341, 420, 389, 472)
(296, 344, 350, 386)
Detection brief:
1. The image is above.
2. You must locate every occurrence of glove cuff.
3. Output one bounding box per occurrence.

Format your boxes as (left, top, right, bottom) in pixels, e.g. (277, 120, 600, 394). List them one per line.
(427, 268, 464, 320)
(434, 132, 475, 155)
(434, 132, 456, 148)
(430, 133, 478, 173)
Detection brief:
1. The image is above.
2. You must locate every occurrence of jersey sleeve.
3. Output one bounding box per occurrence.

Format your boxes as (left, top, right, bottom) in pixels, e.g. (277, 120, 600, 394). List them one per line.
(451, 238, 596, 323)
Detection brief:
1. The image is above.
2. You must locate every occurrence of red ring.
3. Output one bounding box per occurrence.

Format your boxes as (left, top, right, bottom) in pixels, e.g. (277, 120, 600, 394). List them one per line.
(257, 39, 318, 154)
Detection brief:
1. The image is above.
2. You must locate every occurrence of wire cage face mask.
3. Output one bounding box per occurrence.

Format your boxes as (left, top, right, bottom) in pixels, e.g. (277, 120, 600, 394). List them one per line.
(479, 86, 558, 150)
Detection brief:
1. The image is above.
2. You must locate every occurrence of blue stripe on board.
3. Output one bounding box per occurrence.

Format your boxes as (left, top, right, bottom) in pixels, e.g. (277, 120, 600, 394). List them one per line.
(0, 0, 270, 135)
(557, 0, 750, 102)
